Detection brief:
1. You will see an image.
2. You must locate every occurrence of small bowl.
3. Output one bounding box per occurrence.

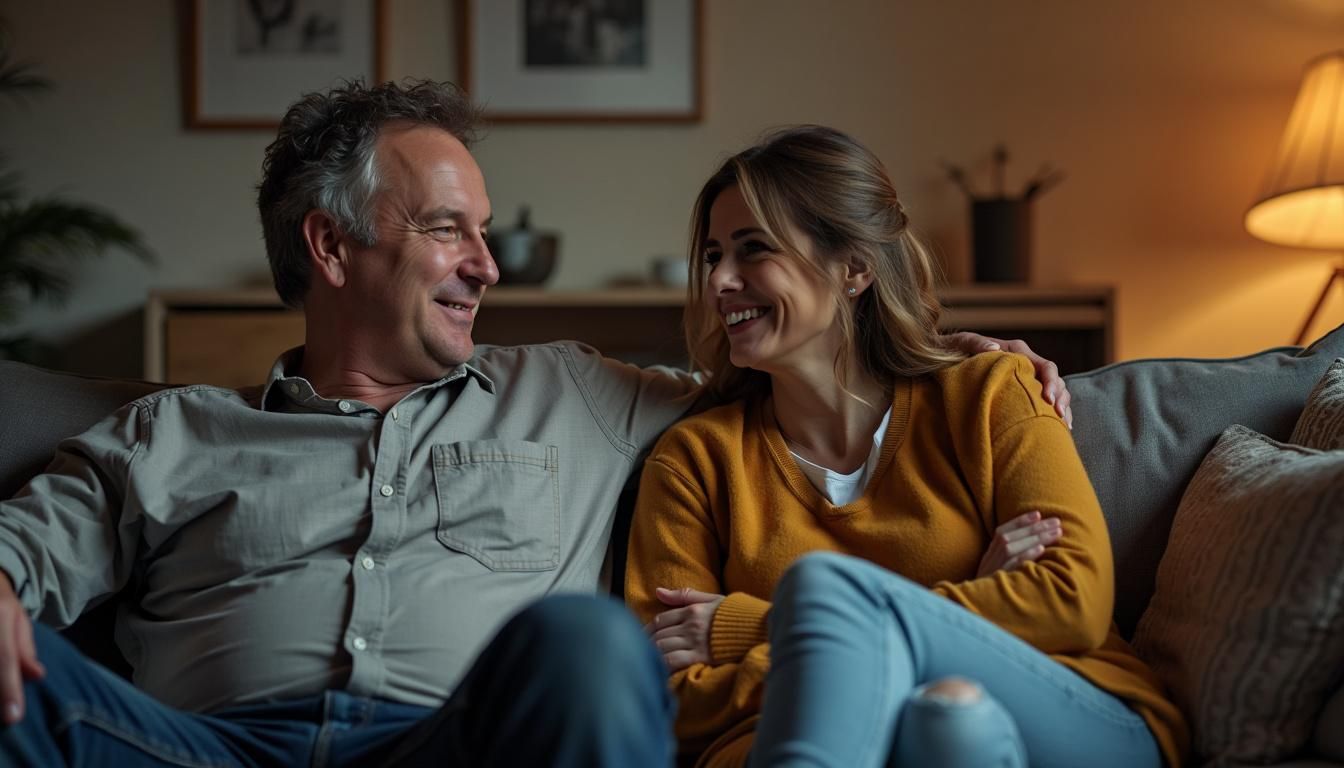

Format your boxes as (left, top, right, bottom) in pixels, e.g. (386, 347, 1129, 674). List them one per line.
(651, 256, 689, 287)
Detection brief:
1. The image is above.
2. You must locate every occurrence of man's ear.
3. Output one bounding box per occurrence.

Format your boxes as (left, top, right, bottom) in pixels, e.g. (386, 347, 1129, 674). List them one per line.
(302, 210, 348, 288)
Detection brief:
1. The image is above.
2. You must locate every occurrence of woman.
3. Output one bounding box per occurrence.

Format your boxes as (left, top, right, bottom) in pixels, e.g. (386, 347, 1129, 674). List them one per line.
(625, 126, 1186, 768)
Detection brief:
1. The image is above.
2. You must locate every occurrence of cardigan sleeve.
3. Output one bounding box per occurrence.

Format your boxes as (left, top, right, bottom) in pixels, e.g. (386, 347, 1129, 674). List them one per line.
(931, 356, 1115, 654)
(625, 453, 770, 752)
(710, 591, 771, 662)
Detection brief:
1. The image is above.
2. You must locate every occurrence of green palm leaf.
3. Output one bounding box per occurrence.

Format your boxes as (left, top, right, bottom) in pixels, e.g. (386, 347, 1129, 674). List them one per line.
(0, 168, 20, 204)
(0, 24, 50, 103)
(0, 16, 154, 362)
(0, 59, 47, 101)
(0, 198, 154, 308)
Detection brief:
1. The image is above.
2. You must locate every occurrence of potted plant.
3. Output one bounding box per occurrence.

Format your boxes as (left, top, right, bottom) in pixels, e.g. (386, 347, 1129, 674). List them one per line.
(0, 20, 152, 362)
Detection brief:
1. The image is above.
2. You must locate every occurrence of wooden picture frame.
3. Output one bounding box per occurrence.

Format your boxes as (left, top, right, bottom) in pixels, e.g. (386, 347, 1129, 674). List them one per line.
(457, 0, 702, 123)
(182, 0, 387, 130)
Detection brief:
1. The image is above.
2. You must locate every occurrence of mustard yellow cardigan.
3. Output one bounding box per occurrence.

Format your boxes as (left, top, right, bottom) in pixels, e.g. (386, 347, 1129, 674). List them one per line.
(626, 352, 1187, 768)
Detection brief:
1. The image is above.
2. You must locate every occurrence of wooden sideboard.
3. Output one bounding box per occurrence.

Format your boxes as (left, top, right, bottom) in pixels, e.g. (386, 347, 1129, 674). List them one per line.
(145, 285, 1114, 388)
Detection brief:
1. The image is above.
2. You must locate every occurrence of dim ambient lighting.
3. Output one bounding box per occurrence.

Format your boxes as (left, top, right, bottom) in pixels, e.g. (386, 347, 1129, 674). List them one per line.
(1244, 50, 1344, 344)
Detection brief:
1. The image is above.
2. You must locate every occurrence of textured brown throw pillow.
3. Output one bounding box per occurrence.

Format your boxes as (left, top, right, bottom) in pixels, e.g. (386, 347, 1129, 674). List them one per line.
(1132, 425, 1344, 766)
(1291, 358, 1344, 450)
(1293, 358, 1344, 761)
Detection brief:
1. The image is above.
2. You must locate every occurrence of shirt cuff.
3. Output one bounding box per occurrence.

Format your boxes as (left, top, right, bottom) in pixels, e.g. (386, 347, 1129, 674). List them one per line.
(710, 591, 771, 664)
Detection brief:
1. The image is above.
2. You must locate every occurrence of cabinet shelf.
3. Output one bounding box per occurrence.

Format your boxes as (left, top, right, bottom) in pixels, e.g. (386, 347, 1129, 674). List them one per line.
(146, 284, 1113, 387)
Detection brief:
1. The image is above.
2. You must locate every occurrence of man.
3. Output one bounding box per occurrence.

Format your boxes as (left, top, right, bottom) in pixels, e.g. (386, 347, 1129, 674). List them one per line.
(0, 80, 1071, 766)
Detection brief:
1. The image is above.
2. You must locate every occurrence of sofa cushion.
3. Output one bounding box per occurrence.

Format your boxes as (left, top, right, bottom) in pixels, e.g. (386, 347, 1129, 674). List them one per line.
(1064, 322, 1344, 638)
(1291, 358, 1344, 450)
(1131, 425, 1344, 766)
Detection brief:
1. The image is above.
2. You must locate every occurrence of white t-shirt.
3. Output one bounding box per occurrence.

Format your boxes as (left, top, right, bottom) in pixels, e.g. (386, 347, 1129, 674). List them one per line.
(789, 407, 893, 506)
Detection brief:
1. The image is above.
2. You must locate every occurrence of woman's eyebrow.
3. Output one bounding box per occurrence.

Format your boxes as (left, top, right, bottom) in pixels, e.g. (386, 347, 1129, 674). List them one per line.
(705, 228, 768, 249)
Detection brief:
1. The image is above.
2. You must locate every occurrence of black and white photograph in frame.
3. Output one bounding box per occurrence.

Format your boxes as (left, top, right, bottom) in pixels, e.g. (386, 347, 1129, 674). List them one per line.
(183, 0, 385, 129)
(523, 0, 647, 68)
(236, 0, 344, 55)
(459, 0, 700, 123)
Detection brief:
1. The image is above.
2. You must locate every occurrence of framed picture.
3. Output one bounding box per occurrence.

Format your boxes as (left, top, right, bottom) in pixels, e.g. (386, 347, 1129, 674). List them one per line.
(182, 0, 387, 130)
(458, 0, 702, 123)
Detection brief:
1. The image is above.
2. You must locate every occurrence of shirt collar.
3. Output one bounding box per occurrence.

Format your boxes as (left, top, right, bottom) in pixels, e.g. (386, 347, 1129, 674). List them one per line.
(258, 346, 496, 413)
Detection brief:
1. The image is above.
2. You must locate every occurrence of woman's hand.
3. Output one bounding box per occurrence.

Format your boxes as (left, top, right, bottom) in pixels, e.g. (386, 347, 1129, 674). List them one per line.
(977, 510, 1062, 577)
(942, 332, 1073, 429)
(645, 587, 726, 672)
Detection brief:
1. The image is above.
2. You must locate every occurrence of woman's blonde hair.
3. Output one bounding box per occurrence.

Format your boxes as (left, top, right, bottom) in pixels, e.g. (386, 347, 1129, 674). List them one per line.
(685, 125, 965, 402)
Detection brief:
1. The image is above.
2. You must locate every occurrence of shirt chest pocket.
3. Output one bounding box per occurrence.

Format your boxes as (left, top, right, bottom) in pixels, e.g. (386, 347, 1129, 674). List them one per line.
(431, 440, 560, 571)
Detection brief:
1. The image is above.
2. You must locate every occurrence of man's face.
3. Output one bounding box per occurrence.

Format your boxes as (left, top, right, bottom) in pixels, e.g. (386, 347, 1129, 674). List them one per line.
(341, 124, 497, 379)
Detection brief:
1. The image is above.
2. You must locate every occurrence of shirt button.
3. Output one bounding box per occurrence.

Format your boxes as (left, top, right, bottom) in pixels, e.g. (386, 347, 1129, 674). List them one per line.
(361, 556, 376, 570)
(390, 408, 399, 421)
(380, 484, 394, 497)
(352, 636, 367, 651)
(337, 400, 353, 413)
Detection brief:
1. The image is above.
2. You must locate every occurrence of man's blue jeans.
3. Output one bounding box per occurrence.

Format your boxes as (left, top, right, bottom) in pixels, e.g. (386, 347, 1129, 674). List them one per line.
(0, 594, 673, 767)
(751, 552, 1163, 768)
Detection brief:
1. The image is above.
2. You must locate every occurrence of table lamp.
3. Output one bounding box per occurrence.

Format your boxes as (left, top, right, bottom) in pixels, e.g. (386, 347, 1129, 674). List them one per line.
(1245, 51, 1344, 345)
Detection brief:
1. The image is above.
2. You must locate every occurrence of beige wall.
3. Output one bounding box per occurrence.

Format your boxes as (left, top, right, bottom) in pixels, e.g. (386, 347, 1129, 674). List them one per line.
(2, 0, 1341, 377)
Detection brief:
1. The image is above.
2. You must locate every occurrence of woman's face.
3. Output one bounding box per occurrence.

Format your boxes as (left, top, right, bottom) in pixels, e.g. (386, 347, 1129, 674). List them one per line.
(703, 184, 846, 375)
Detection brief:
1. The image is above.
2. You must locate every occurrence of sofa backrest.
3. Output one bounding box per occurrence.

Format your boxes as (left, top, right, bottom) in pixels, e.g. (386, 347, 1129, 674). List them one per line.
(0, 362, 165, 501)
(1066, 322, 1344, 638)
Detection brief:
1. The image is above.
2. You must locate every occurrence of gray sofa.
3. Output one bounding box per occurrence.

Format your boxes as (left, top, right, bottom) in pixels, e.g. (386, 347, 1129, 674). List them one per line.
(3, 323, 1344, 767)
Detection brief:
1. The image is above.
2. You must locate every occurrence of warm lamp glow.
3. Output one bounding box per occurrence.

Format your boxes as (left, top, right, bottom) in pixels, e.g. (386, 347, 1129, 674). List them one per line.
(1245, 51, 1344, 249)
(1246, 187, 1344, 247)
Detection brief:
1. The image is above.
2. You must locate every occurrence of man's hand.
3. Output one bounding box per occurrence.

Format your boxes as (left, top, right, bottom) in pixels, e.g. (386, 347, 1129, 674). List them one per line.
(977, 510, 1062, 577)
(942, 332, 1073, 429)
(0, 575, 43, 724)
(644, 587, 725, 672)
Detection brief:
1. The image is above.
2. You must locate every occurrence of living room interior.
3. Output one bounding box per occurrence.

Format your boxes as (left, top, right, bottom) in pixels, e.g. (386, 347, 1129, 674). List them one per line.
(3, 3, 1344, 767)
(1, 0, 1342, 381)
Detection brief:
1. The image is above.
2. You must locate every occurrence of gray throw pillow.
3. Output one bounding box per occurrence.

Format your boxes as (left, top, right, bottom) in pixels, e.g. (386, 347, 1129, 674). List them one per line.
(1132, 425, 1344, 766)
(1291, 358, 1344, 450)
(1065, 322, 1344, 638)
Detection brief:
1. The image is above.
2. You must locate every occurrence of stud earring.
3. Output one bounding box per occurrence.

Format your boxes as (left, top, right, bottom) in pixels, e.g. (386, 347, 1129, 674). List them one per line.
(847, 287, 857, 296)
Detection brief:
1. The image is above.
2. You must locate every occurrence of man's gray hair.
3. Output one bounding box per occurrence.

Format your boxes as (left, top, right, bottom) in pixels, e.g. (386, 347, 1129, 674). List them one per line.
(257, 79, 482, 308)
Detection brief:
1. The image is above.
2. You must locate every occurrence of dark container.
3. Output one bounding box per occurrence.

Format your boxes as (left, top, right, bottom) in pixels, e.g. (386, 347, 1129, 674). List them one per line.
(486, 207, 559, 285)
(971, 199, 1032, 283)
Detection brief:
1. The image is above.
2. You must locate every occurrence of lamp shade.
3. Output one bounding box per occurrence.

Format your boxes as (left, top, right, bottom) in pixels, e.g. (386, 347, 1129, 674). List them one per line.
(1245, 51, 1344, 249)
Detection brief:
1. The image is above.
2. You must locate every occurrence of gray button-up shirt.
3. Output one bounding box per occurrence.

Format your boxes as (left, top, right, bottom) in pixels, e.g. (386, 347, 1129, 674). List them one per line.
(0, 342, 699, 713)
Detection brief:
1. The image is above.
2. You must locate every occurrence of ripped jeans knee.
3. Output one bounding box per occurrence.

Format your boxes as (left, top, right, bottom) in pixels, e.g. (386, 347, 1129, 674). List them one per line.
(892, 677, 1027, 768)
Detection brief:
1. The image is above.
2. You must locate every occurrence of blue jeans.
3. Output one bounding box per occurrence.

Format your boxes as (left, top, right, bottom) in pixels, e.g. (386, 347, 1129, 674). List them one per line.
(0, 595, 673, 767)
(750, 553, 1162, 768)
